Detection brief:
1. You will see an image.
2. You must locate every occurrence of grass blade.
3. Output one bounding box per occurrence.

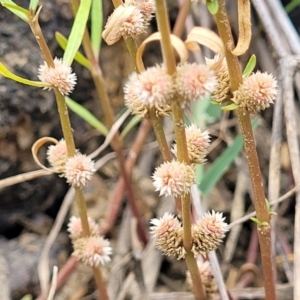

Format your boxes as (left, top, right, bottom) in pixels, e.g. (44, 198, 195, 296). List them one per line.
(91, 0, 103, 58)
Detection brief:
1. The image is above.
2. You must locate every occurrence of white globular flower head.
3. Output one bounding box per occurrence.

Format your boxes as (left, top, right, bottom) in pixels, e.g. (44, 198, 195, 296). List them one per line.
(124, 66, 174, 108)
(175, 62, 216, 105)
(72, 236, 113, 267)
(233, 71, 278, 113)
(67, 216, 99, 240)
(192, 210, 228, 256)
(38, 57, 77, 95)
(65, 153, 96, 188)
(46, 139, 68, 173)
(152, 160, 195, 197)
(172, 124, 210, 164)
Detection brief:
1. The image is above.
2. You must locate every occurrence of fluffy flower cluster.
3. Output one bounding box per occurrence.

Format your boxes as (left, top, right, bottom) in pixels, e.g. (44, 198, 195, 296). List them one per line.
(150, 211, 228, 260)
(65, 153, 96, 188)
(233, 71, 278, 113)
(206, 56, 231, 104)
(46, 142, 96, 188)
(68, 216, 112, 267)
(192, 210, 228, 256)
(175, 63, 216, 104)
(150, 213, 186, 259)
(102, 0, 155, 45)
(124, 66, 174, 108)
(186, 261, 218, 299)
(152, 160, 195, 197)
(172, 124, 210, 164)
(46, 139, 68, 173)
(38, 58, 77, 95)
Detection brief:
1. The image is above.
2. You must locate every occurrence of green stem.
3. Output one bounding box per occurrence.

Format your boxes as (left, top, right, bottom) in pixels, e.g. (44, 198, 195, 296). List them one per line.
(214, 1, 276, 299)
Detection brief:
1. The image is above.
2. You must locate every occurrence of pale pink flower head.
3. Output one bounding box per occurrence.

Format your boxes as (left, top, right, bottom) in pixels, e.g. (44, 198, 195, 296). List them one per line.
(233, 71, 278, 113)
(38, 57, 77, 95)
(175, 62, 216, 105)
(72, 236, 112, 267)
(150, 212, 181, 238)
(46, 139, 68, 173)
(150, 213, 186, 259)
(67, 216, 99, 239)
(124, 66, 174, 108)
(192, 210, 228, 256)
(172, 124, 210, 164)
(152, 160, 195, 197)
(65, 153, 96, 188)
(102, 5, 146, 45)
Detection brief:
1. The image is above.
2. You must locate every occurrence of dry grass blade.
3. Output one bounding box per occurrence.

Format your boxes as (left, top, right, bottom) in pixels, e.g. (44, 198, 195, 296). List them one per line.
(47, 266, 58, 300)
(0, 169, 52, 189)
(136, 32, 188, 71)
(231, 0, 251, 56)
(185, 27, 224, 55)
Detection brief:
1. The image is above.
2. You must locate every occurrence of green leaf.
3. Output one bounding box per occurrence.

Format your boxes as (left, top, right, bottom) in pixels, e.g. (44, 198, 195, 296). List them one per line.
(250, 217, 259, 224)
(1, 1, 29, 22)
(55, 32, 91, 70)
(207, 0, 219, 15)
(221, 103, 239, 111)
(243, 54, 256, 77)
(91, 0, 103, 58)
(63, 0, 92, 66)
(0, 62, 49, 87)
(20, 295, 33, 300)
(65, 97, 108, 136)
(285, 0, 300, 13)
(198, 120, 259, 195)
(121, 115, 141, 138)
(29, 0, 39, 12)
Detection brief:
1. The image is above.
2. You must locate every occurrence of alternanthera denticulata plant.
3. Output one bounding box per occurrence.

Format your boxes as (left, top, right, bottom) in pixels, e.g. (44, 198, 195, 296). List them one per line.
(103, 0, 278, 299)
(0, 1, 111, 299)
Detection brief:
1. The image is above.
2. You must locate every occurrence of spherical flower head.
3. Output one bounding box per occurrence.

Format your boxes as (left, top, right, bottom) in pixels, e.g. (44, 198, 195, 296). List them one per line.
(46, 139, 68, 173)
(172, 124, 210, 164)
(152, 161, 195, 197)
(191, 210, 228, 256)
(175, 63, 216, 105)
(38, 58, 77, 95)
(72, 236, 112, 267)
(67, 216, 99, 240)
(124, 66, 174, 108)
(102, 5, 146, 45)
(65, 153, 96, 188)
(233, 71, 278, 113)
(125, 0, 156, 22)
(150, 213, 186, 259)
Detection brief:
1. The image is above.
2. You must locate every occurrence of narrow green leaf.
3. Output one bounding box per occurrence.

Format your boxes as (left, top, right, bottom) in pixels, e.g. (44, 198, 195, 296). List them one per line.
(63, 0, 92, 66)
(207, 0, 219, 15)
(121, 115, 141, 138)
(55, 32, 91, 70)
(91, 0, 103, 58)
(0, 62, 49, 87)
(65, 97, 108, 136)
(221, 103, 239, 111)
(199, 120, 259, 196)
(250, 217, 259, 224)
(29, 0, 39, 12)
(243, 54, 256, 77)
(1, 1, 29, 21)
(285, 0, 300, 14)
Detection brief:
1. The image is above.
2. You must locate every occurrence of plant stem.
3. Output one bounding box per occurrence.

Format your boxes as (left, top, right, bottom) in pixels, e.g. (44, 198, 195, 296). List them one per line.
(214, 1, 276, 299)
(93, 267, 109, 300)
(155, 0, 206, 299)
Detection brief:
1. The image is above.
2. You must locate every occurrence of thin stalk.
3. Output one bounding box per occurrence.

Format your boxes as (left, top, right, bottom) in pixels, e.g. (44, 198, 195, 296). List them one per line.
(155, 0, 206, 299)
(214, 1, 276, 299)
(29, 13, 109, 299)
